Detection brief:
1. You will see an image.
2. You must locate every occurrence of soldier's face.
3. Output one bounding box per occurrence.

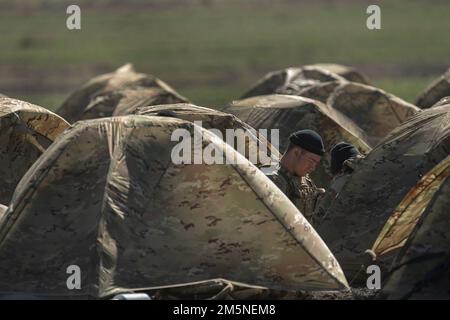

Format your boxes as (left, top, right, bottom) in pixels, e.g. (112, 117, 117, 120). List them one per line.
(294, 149, 321, 176)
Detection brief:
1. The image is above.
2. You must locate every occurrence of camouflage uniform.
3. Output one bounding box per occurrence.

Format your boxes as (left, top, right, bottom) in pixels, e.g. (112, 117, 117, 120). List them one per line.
(265, 165, 323, 225)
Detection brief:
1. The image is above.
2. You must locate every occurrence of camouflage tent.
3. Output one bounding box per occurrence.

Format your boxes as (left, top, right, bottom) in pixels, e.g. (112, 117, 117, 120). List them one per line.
(327, 82, 421, 145)
(101, 86, 187, 117)
(379, 174, 450, 299)
(139, 278, 354, 300)
(0, 97, 69, 204)
(416, 68, 450, 109)
(317, 104, 450, 283)
(56, 64, 188, 123)
(433, 96, 450, 107)
(292, 80, 343, 103)
(135, 103, 281, 166)
(311, 63, 370, 84)
(240, 66, 346, 100)
(224, 94, 372, 188)
(370, 155, 450, 261)
(0, 204, 6, 220)
(0, 115, 348, 299)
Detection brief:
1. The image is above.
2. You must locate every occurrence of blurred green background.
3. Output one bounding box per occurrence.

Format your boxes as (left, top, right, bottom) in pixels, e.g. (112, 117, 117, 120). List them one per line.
(1, 0, 449, 111)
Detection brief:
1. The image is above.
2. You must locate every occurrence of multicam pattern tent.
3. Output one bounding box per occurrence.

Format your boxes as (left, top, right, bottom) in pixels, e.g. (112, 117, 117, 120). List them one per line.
(416, 68, 450, 109)
(56, 64, 188, 123)
(135, 103, 281, 166)
(0, 115, 348, 299)
(0, 97, 69, 204)
(371, 155, 450, 260)
(379, 174, 450, 299)
(0, 204, 7, 220)
(240, 66, 346, 100)
(224, 94, 372, 188)
(433, 96, 450, 107)
(327, 82, 421, 145)
(311, 63, 370, 84)
(292, 80, 342, 103)
(103, 86, 187, 117)
(317, 104, 450, 283)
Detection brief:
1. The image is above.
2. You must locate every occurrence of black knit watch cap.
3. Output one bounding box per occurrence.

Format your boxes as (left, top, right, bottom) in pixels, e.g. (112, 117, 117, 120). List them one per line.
(289, 129, 325, 156)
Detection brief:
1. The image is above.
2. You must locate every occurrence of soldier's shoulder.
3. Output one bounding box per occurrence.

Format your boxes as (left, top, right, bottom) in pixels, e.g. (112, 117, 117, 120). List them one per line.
(263, 167, 289, 192)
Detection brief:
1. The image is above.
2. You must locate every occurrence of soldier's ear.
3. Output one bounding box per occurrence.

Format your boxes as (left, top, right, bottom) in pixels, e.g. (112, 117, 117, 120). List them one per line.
(295, 147, 303, 158)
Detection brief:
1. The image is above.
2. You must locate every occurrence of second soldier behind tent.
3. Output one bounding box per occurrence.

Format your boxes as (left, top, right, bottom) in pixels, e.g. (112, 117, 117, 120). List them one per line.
(314, 142, 365, 225)
(264, 129, 326, 225)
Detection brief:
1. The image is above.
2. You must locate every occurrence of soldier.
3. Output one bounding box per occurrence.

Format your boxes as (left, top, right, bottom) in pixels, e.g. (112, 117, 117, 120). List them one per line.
(330, 141, 364, 184)
(315, 142, 365, 224)
(265, 129, 325, 224)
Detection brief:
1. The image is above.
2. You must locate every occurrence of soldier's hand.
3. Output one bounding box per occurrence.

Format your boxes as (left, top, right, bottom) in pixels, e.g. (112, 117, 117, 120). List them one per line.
(316, 188, 326, 195)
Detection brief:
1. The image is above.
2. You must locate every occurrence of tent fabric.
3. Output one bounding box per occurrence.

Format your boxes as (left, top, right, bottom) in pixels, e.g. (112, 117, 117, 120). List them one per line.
(92, 86, 186, 118)
(416, 68, 450, 109)
(135, 278, 354, 300)
(433, 96, 450, 107)
(240, 66, 346, 100)
(291, 80, 342, 103)
(0, 97, 70, 204)
(0, 115, 348, 299)
(239, 64, 369, 103)
(317, 104, 450, 283)
(379, 174, 450, 299)
(327, 82, 421, 145)
(135, 103, 281, 167)
(311, 63, 370, 84)
(224, 94, 372, 188)
(0, 204, 7, 220)
(371, 155, 450, 259)
(56, 64, 188, 123)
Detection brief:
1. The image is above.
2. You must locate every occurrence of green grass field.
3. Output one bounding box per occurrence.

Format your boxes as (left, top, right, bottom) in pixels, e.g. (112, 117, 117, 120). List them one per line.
(1, 0, 449, 110)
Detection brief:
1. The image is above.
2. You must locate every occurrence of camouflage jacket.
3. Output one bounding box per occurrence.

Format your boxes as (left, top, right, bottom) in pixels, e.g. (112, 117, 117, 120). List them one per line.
(265, 165, 322, 225)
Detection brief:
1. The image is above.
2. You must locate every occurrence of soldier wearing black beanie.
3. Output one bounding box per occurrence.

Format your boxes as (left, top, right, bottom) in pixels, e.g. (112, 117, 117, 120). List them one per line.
(265, 129, 325, 225)
(288, 129, 325, 156)
(314, 142, 365, 225)
(330, 142, 361, 176)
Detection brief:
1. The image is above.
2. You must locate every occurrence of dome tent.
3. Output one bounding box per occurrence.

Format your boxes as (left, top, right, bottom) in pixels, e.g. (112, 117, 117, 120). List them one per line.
(135, 103, 281, 167)
(56, 64, 188, 123)
(239, 64, 370, 104)
(327, 82, 421, 145)
(101, 86, 187, 117)
(416, 68, 450, 109)
(379, 173, 450, 299)
(224, 94, 371, 188)
(0, 97, 69, 205)
(291, 80, 342, 103)
(311, 63, 370, 84)
(317, 104, 450, 283)
(0, 115, 348, 299)
(370, 156, 450, 263)
(240, 66, 346, 100)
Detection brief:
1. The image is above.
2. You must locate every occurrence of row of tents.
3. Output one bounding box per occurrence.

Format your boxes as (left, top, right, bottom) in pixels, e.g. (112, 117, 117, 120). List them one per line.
(0, 63, 448, 299)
